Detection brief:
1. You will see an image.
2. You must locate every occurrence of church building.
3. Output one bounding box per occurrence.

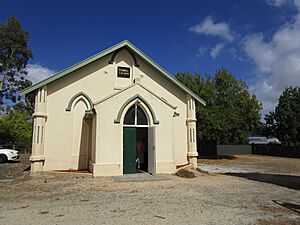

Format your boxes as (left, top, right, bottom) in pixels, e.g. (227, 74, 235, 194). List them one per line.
(20, 40, 206, 177)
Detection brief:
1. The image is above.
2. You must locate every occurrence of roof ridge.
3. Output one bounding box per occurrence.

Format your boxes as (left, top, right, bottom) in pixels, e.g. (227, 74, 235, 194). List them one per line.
(20, 40, 206, 105)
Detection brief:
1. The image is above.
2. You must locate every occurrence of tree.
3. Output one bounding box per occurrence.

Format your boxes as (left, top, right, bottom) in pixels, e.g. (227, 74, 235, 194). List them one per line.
(0, 16, 34, 151)
(176, 68, 262, 144)
(264, 111, 276, 137)
(0, 16, 33, 111)
(0, 109, 32, 152)
(265, 87, 300, 146)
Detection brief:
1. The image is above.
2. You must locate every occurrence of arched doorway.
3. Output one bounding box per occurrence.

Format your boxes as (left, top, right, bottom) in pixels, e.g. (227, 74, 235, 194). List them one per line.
(123, 102, 149, 174)
(66, 92, 96, 172)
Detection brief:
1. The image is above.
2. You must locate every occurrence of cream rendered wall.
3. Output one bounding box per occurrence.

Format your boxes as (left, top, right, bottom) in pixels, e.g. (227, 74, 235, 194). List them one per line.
(44, 55, 114, 170)
(93, 84, 176, 175)
(43, 49, 189, 173)
(132, 59, 188, 166)
(114, 51, 133, 89)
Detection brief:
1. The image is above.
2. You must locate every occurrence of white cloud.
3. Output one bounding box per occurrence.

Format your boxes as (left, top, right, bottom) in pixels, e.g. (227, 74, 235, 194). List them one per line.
(266, 0, 300, 10)
(210, 43, 224, 58)
(190, 16, 234, 42)
(228, 48, 245, 61)
(198, 46, 208, 55)
(266, 0, 289, 7)
(295, 0, 300, 9)
(245, 0, 300, 115)
(26, 64, 55, 84)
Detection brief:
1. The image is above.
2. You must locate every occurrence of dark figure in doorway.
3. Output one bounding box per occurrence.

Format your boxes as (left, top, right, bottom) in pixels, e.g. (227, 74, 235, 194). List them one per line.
(136, 138, 145, 171)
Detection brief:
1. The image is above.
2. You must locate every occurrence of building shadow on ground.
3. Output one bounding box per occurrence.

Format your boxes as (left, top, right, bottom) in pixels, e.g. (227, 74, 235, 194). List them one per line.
(6, 161, 20, 164)
(273, 200, 300, 214)
(224, 172, 300, 190)
(198, 155, 237, 160)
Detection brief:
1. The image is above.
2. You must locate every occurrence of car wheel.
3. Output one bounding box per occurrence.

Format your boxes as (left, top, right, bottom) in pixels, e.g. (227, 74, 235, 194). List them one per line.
(0, 154, 8, 163)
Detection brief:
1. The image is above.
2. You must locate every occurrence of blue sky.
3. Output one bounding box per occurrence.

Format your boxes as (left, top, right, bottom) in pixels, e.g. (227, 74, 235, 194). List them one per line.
(1, 0, 300, 115)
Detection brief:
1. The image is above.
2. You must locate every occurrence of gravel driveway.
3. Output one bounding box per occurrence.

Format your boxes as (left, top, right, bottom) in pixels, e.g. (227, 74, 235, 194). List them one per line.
(0, 155, 299, 225)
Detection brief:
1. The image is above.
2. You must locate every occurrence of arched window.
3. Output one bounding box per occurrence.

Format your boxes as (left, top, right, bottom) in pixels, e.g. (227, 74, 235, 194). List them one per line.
(124, 103, 148, 127)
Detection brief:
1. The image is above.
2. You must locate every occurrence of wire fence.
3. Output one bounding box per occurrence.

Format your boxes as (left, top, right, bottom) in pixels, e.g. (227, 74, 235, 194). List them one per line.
(197, 140, 300, 158)
(252, 144, 300, 158)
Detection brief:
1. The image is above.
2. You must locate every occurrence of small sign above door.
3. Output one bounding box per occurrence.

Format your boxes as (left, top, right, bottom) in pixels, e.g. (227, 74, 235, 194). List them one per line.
(117, 66, 130, 78)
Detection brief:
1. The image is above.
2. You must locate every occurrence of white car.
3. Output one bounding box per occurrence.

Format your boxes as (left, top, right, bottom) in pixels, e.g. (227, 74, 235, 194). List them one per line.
(267, 138, 281, 144)
(0, 148, 19, 163)
(248, 137, 269, 144)
(248, 137, 281, 145)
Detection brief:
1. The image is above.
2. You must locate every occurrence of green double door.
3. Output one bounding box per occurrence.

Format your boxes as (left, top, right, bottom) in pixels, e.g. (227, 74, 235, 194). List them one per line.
(123, 127, 155, 174)
(123, 128, 137, 174)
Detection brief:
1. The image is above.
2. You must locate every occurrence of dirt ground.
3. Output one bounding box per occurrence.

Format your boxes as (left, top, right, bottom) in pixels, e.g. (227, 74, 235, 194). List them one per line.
(0, 155, 299, 225)
(198, 155, 300, 175)
(0, 154, 31, 180)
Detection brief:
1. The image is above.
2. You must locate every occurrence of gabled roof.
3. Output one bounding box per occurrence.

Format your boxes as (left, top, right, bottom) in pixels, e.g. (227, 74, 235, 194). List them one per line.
(20, 40, 206, 105)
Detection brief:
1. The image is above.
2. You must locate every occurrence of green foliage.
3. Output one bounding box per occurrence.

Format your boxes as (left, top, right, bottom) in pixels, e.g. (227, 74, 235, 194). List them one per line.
(0, 16, 33, 151)
(265, 87, 300, 146)
(0, 16, 33, 110)
(176, 69, 262, 144)
(0, 109, 32, 152)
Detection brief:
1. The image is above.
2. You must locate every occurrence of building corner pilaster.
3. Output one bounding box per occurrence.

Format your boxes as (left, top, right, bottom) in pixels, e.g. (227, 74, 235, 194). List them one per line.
(186, 95, 198, 169)
(30, 86, 47, 173)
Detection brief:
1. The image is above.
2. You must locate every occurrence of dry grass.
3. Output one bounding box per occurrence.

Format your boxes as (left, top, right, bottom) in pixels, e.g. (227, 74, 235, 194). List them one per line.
(197, 154, 265, 164)
(0, 154, 31, 179)
(175, 168, 196, 178)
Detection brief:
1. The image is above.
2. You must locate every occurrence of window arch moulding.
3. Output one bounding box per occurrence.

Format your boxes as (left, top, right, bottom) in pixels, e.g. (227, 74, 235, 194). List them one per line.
(65, 92, 94, 113)
(114, 94, 159, 125)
